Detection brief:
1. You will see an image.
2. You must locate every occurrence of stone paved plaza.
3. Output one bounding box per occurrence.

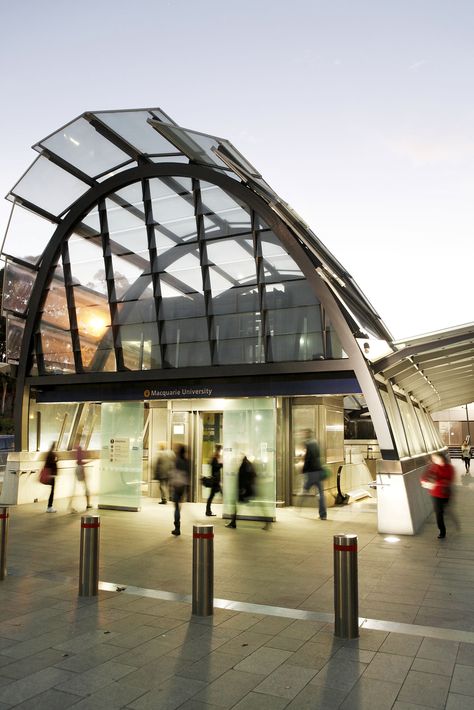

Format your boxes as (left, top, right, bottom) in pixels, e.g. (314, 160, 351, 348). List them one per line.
(0, 460, 473, 708)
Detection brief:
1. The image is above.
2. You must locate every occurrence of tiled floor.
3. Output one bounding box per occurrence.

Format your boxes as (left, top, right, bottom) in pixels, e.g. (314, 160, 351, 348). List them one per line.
(0, 460, 473, 708)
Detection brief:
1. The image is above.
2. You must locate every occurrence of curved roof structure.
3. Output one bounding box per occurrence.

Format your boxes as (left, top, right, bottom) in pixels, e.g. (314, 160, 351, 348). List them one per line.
(373, 322, 474, 412)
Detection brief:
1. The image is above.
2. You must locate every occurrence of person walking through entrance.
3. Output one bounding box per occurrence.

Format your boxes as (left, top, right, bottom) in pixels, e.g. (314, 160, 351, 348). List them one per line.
(154, 442, 175, 504)
(44, 442, 58, 513)
(461, 439, 471, 473)
(302, 429, 327, 520)
(67, 445, 92, 513)
(205, 444, 223, 517)
(421, 451, 455, 539)
(226, 455, 271, 530)
(170, 445, 190, 536)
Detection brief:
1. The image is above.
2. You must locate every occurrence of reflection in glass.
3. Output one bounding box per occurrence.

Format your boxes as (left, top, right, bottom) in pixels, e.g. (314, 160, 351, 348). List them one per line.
(3, 261, 37, 315)
(6, 315, 25, 363)
(2, 204, 55, 264)
(39, 117, 131, 177)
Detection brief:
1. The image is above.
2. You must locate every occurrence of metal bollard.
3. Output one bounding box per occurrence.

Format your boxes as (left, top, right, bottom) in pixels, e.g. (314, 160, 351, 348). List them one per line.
(79, 515, 100, 597)
(0, 507, 9, 581)
(333, 533, 359, 639)
(192, 524, 214, 616)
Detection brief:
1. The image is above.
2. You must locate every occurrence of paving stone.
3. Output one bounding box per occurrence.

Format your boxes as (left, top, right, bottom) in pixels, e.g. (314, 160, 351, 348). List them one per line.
(234, 646, 292, 675)
(450, 662, 474, 696)
(311, 658, 367, 691)
(54, 659, 136, 697)
(176, 651, 242, 683)
(446, 692, 474, 709)
(398, 669, 450, 709)
(412, 656, 455, 676)
(379, 632, 423, 657)
(457, 641, 474, 666)
(340, 676, 401, 709)
(362, 651, 412, 683)
(193, 669, 265, 707)
(253, 663, 316, 699)
(285, 683, 348, 708)
(11, 688, 82, 709)
(232, 691, 289, 709)
(0, 666, 76, 706)
(416, 637, 459, 664)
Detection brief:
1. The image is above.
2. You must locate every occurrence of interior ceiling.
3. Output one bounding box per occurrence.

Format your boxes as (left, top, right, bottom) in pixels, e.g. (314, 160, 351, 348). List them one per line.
(372, 323, 474, 412)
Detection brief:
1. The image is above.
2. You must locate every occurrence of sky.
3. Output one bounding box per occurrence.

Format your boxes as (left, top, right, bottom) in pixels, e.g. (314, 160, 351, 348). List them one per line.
(0, 0, 473, 341)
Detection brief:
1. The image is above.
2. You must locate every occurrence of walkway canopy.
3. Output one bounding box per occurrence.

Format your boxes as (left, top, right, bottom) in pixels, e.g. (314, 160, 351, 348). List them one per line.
(373, 323, 474, 412)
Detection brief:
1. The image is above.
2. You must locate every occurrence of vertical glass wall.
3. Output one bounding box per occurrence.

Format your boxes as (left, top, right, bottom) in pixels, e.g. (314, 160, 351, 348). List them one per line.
(99, 402, 143, 510)
(223, 398, 276, 521)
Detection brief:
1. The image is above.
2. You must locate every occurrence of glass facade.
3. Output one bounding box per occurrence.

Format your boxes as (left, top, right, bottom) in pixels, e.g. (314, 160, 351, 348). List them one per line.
(3, 174, 345, 376)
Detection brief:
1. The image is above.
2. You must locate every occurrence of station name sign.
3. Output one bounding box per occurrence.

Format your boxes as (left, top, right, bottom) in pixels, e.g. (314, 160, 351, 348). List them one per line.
(143, 386, 213, 399)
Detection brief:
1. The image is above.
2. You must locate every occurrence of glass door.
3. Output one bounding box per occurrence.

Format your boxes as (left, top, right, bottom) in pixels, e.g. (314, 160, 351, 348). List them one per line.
(198, 412, 223, 503)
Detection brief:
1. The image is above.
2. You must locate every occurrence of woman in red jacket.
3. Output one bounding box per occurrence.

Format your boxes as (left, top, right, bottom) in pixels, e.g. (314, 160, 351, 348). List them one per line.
(421, 451, 455, 539)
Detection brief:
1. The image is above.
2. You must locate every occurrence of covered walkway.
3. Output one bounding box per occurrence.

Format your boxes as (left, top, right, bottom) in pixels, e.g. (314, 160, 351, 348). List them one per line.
(0, 460, 473, 707)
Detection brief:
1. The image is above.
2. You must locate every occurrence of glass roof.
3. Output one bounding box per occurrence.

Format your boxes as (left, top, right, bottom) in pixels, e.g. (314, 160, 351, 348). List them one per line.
(2, 107, 392, 346)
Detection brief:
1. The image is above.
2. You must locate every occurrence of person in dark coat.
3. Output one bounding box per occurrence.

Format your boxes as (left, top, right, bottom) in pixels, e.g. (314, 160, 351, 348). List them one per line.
(44, 442, 58, 513)
(302, 429, 327, 520)
(226, 455, 270, 529)
(205, 444, 222, 517)
(170, 445, 190, 536)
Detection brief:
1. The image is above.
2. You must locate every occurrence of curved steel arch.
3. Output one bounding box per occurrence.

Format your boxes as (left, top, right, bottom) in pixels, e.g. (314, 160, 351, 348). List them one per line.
(14, 162, 397, 457)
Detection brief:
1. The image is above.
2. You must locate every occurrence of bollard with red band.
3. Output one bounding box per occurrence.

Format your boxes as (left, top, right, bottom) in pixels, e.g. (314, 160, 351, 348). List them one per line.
(0, 507, 9, 581)
(333, 533, 359, 639)
(192, 525, 214, 616)
(79, 515, 100, 597)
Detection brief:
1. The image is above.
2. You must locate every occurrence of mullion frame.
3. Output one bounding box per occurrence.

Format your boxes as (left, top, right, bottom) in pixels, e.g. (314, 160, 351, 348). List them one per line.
(142, 178, 166, 368)
(193, 178, 215, 366)
(61, 241, 84, 373)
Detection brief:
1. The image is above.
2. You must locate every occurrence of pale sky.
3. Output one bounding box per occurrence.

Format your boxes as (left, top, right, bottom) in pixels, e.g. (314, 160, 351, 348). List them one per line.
(1, 0, 473, 340)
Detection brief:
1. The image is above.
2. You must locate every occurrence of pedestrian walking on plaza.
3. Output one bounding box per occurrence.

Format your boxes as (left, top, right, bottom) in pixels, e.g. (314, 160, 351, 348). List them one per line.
(43, 442, 58, 513)
(421, 451, 455, 539)
(225, 455, 271, 530)
(302, 429, 327, 520)
(67, 445, 92, 513)
(170, 445, 190, 536)
(205, 444, 222, 517)
(461, 438, 471, 473)
(154, 442, 175, 504)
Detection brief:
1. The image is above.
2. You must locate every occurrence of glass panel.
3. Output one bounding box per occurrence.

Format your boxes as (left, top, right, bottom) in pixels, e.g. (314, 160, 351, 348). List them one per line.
(74, 287, 112, 370)
(68, 237, 107, 293)
(159, 288, 205, 319)
(200, 182, 251, 220)
(28, 402, 78, 452)
(10, 156, 89, 216)
(151, 190, 195, 230)
(415, 407, 436, 451)
(163, 249, 203, 293)
(40, 325, 75, 374)
(207, 238, 256, 285)
(41, 278, 70, 330)
(2, 204, 55, 264)
(214, 311, 263, 365)
(39, 117, 131, 177)
(326, 409, 344, 463)
(212, 285, 259, 315)
(264, 280, 318, 308)
(380, 390, 409, 457)
(6, 315, 25, 363)
(165, 341, 211, 367)
(398, 399, 424, 455)
(115, 298, 155, 325)
(222, 398, 276, 522)
(149, 123, 227, 168)
(121, 323, 161, 370)
(110, 255, 150, 300)
(162, 317, 209, 343)
(291, 406, 318, 499)
(2, 261, 36, 315)
(99, 401, 143, 509)
(95, 111, 176, 154)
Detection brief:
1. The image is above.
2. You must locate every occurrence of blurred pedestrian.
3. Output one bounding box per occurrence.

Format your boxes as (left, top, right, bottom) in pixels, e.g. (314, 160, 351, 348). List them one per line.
(302, 429, 327, 520)
(205, 444, 222, 517)
(170, 445, 190, 536)
(44, 442, 58, 513)
(226, 455, 271, 530)
(461, 439, 471, 473)
(421, 451, 455, 539)
(68, 445, 91, 513)
(154, 442, 175, 504)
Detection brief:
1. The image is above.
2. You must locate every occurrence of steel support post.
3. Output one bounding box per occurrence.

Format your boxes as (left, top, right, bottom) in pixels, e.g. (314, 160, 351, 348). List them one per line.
(79, 515, 100, 597)
(192, 525, 214, 616)
(333, 533, 359, 639)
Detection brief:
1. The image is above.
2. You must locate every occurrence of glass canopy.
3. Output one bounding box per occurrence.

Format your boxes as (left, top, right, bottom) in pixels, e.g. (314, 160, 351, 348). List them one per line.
(2, 107, 393, 378)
